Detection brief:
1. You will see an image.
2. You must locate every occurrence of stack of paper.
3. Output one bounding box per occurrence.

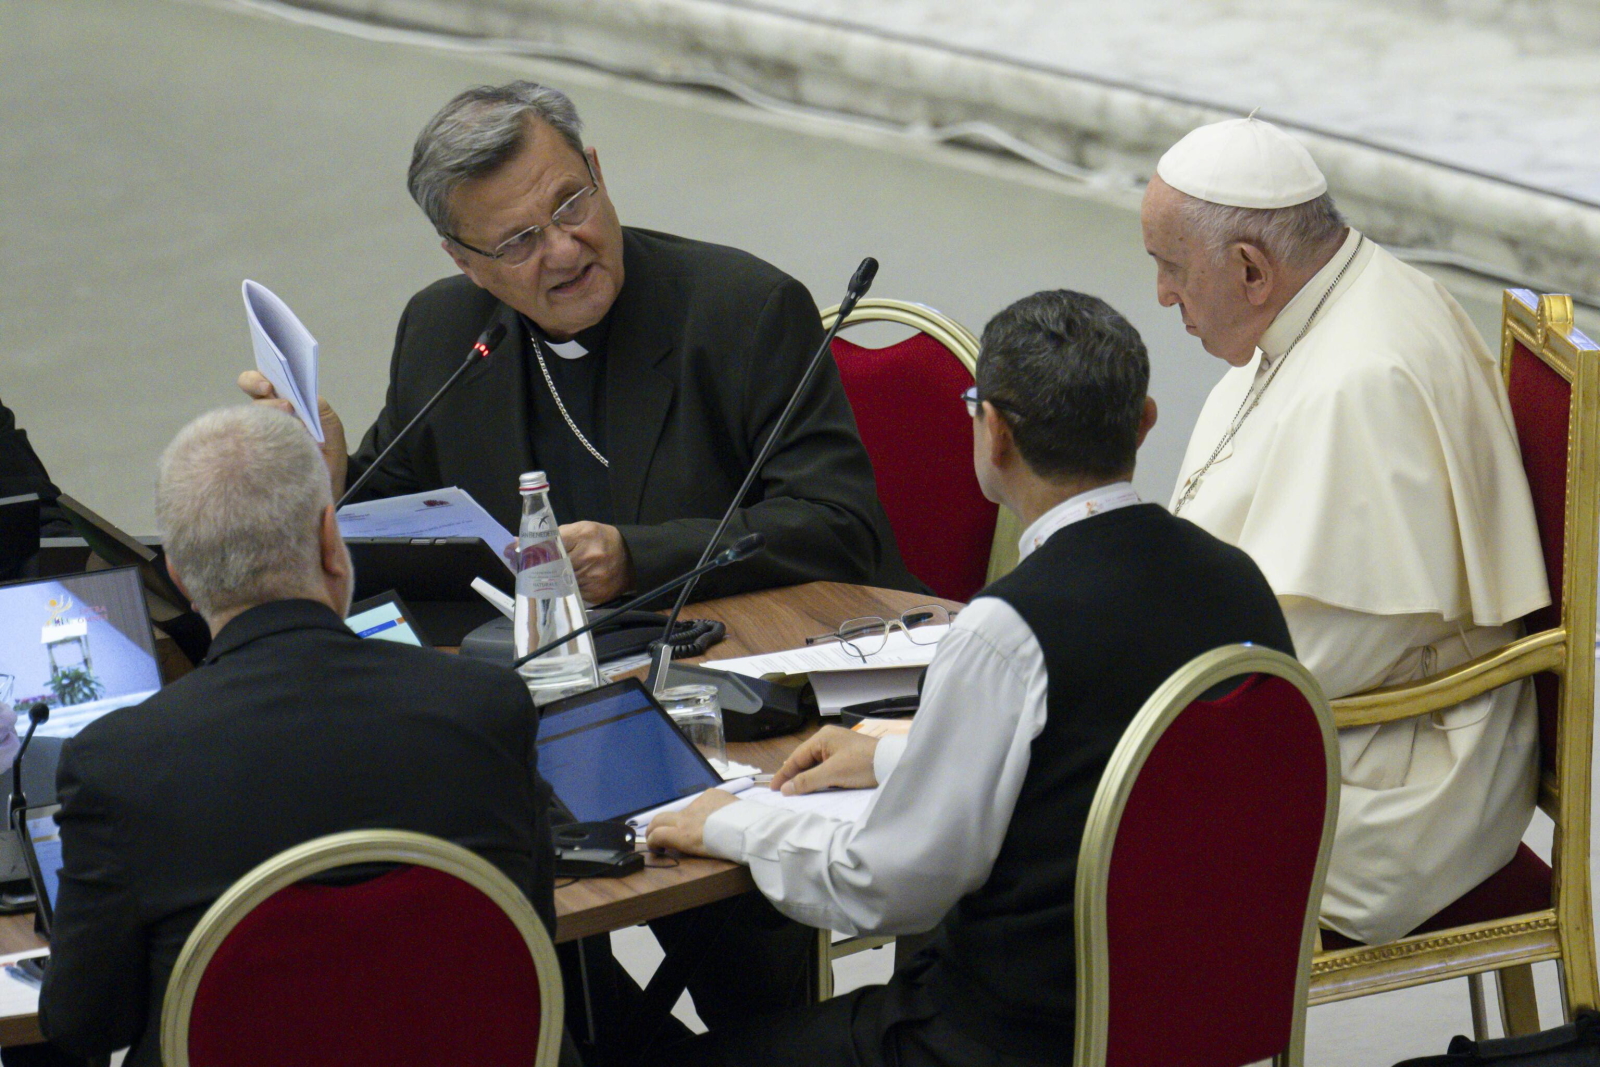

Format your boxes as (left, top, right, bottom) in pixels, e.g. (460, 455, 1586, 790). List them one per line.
(703, 626, 948, 716)
(242, 279, 322, 442)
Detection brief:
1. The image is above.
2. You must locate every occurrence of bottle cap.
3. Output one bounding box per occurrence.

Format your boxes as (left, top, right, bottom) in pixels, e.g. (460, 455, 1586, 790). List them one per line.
(518, 471, 549, 493)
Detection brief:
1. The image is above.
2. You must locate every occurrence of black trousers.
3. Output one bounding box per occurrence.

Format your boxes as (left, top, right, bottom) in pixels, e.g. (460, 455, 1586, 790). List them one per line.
(561, 891, 813, 1067)
(657, 971, 1055, 1067)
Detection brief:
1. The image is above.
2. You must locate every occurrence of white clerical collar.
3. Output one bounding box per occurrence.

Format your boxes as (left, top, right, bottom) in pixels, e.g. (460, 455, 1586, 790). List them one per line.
(546, 338, 588, 360)
(1257, 228, 1367, 359)
(1017, 482, 1142, 559)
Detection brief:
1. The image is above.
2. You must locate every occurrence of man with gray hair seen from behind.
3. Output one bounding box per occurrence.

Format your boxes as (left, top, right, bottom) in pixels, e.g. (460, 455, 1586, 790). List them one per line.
(239, 79, 914, 607)
(1144, 116, 1549, 945)
(647, 291, 1293, 1067)
(36, 405, 556, 1067)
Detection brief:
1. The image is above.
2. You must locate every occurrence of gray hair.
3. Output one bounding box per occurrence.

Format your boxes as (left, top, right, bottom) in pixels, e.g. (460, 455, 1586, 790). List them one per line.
(976, 290, 1150, 481)
(1177, 191, 1346, 267)
(156, 405, 332, 618)
(408, 81, 586, 237)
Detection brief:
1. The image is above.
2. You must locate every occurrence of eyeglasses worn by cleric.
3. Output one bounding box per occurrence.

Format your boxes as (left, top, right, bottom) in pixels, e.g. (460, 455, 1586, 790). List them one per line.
(448, 155, 601, 266)
(961, 385, 1026, 422)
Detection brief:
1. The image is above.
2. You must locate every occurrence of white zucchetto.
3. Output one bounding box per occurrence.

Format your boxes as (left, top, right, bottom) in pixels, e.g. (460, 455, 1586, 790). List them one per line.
(1156, 116, 1328, 209)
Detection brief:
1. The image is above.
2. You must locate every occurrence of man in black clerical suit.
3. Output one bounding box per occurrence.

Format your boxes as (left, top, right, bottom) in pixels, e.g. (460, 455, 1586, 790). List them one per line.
(36, 406, 555, 1067)
(649, 292, 1295, 1067)
(241, 80, 916, 605)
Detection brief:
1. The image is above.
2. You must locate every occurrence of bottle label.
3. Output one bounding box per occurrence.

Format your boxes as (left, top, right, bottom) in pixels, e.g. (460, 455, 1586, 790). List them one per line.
(516, 537, 577, 597)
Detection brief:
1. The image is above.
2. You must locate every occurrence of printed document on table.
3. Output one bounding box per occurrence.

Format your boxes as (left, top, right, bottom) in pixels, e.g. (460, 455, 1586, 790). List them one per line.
(335, 487, 517, 570)
(625, 779, 876, 832)
(703, 625, 950, 680)
(242, 280, 322, 442)
(739, 785, 876, 822)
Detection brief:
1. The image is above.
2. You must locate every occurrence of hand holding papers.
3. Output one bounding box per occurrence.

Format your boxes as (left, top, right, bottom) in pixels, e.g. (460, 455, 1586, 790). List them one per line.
(242, 280, 322, 442)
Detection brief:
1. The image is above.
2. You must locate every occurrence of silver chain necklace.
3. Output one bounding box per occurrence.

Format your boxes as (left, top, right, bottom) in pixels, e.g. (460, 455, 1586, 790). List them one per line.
(531, 334, 609, 469)
(1172, 234, 1364, 516)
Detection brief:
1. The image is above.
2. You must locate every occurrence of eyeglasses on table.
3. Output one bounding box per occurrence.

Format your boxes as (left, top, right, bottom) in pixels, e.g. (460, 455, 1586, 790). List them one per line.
(804, 604, 953, 661)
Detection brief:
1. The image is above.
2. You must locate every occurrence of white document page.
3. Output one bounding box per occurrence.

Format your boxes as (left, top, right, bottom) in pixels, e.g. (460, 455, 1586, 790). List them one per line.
(704, 625, 949, 680)
(335, 487, 517, 570)
(242, 280, 322, 442)
(625, 779, 877, 833)
(738, 784, 875, 822)
(0, 949, 47, 1013)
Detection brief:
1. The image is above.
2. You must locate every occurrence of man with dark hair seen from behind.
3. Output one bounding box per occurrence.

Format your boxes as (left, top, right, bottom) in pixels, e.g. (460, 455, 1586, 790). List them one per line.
(34, 406, 556, 1067)
(239, 80, 915, 605)
(648, 291, 1295, 1066)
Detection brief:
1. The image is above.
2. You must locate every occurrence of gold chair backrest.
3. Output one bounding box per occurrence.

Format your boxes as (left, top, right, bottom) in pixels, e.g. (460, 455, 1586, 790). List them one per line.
(160, 830, 565, 1067)
(820, 298, 1021, 583)
(1500, 290, 1600, 1006)
(1074, 645, 1338, 1067)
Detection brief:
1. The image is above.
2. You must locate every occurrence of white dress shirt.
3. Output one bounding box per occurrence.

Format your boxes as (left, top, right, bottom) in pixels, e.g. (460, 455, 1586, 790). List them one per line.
(699, 483, 1140, 935)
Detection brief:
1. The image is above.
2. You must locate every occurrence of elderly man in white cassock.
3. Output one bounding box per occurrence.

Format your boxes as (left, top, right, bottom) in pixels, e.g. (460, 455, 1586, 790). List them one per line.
(1142, 116, 1550, 946)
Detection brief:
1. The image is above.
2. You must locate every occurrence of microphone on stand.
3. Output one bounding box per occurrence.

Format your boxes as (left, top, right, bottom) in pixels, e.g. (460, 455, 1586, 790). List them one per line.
(513, 533, 764, 670)
(336, 321, 508, 509)
(647, 257, 879, 692)
(9, 703, 49, 832)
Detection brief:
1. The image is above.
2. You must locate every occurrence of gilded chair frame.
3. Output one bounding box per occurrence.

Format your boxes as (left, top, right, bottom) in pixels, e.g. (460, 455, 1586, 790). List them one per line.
(821, 298, 1022, 587)
(160, 830, 565, 1067)
(1074, 645, 1339, 1067)
(1307, 291, 1600, 1035)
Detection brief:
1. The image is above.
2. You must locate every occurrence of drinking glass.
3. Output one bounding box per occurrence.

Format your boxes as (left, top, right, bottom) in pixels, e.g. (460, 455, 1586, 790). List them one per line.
(658, 684, 726, 769)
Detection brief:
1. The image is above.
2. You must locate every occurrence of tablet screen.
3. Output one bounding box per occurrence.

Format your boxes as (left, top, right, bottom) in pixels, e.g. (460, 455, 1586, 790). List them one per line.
(537, 679, 722, 823)
(346, 591, 426, 647)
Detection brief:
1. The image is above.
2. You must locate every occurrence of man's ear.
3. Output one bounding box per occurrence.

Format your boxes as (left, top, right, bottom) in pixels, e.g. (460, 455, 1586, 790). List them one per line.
(1136, 396, 1159, 447)
(319, 505, 349, 582)
(443, 239, 484, 288)
(588, 147, 606, 189)
(1237, 242, 1276, 307)
(984, 403, 1014, 469)
(164, 557, 194, 607)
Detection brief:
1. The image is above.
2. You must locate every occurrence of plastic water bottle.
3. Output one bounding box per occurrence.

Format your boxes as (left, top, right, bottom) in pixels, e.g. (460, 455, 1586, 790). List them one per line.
(513, 471, 601, 705)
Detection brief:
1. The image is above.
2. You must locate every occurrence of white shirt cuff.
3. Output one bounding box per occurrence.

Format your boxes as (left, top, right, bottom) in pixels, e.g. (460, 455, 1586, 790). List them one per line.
(701, 798, 775, 862)
(873, 733, 909, 784)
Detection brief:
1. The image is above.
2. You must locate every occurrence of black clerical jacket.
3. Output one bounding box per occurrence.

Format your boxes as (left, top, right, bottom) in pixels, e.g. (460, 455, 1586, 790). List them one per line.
(347, 227, 919, 599)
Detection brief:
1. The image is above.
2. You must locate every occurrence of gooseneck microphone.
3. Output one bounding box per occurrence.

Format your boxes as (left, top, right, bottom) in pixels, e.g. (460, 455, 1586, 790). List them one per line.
(512, 532, 765, 670)
(336, 321, 508, 509)
(9, 702, 49, 831)
(648, 257, 879, 690)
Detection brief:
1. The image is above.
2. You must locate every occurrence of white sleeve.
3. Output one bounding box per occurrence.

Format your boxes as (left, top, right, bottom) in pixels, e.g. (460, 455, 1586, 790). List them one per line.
(700, 598, 1049, 936)
(1279, 596, 1440, 699)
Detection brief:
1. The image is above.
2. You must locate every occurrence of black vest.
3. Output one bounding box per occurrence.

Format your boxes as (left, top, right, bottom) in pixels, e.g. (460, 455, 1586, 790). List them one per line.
(919, 503, 1294, 1060)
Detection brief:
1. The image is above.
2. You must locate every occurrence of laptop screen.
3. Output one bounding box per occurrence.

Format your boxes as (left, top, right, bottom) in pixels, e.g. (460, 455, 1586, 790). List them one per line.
(0, 567, 161, 739)
(21, 804, 62, 934)
(536, 679, 723, 823)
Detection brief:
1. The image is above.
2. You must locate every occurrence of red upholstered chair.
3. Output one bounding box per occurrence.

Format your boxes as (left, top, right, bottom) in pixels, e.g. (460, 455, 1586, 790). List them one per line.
(160, 830, 563, 1067)
(1309, 290, 1600, 1038)
(821, 299, 1020, 601)
(1075, 645, 1338, 1067)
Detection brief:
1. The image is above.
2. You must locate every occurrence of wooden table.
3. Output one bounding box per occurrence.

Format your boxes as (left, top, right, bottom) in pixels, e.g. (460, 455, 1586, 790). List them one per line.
(0, 580, 955, 1046)
(552, 581, 952, 942)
